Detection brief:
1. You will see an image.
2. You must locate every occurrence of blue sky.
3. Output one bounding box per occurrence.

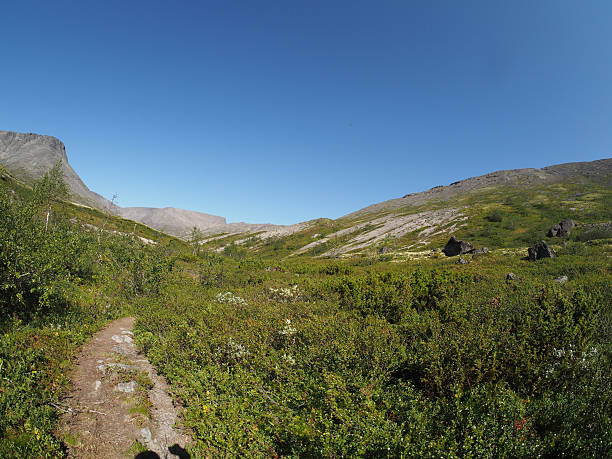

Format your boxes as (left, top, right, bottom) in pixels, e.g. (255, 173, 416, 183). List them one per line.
(2, 1, 611, 224)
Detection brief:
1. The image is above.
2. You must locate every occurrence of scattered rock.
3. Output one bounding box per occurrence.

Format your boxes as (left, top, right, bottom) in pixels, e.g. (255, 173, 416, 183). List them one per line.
(472, 247, 490, 258)
(528, 241, 556, 261)
(553, 275, 568, 284)
(140, 427, 152, 443)
(96, 363, 136, 374)
(113, 345, 126, 355)
(506, 272, 520, 281)
(116, 381, 137, 393)
(456, 257, 469, 264)
(112, 334, 133, 344)
(94, 380, 101, 392)
(442, 236, 474, 257)
(547, 218, 575, 237)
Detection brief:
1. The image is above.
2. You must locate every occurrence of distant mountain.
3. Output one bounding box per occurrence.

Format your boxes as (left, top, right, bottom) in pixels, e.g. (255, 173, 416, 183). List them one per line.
(118, 207, 226, 239)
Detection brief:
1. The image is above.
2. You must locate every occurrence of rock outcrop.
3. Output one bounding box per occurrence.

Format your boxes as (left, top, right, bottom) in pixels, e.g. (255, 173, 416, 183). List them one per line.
(528, 241, 556, 260)
(547, 218, 575, 237)
(442, 236, 474, 257)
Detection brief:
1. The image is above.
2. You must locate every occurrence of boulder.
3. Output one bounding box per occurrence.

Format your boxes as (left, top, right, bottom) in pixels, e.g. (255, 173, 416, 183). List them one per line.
(553, 275, 568, 284)
(547, 218, 575, 237)
(442, 236, 474, 257)
(456, 257, 469, 264)
(528, 241, 556, 261)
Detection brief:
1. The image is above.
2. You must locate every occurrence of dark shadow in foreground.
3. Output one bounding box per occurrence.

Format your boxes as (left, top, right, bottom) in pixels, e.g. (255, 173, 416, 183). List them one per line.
(134, 444, 190, 459)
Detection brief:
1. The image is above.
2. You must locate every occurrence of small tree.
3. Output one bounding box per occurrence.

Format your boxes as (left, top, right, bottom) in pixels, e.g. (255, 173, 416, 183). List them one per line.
(33, 161, 70, 232)
(189, 226, 204, 256)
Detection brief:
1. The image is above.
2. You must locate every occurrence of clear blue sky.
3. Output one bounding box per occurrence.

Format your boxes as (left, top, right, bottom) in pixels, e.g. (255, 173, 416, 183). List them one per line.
(2, 1, 611, 224)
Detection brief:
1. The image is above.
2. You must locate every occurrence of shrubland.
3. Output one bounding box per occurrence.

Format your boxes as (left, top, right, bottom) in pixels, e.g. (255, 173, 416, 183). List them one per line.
(133, 242, 611, 457)
(0, 169, 611, 457)
(0, 172, 174, 457)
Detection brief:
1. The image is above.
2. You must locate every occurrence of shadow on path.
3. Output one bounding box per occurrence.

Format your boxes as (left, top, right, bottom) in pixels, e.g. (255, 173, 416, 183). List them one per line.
(134, 443, 191, 459)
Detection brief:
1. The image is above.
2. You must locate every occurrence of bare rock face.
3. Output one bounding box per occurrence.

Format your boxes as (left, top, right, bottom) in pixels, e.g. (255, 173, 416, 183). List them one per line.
(442, 236, 474, 257)
(528, 241, 556, 261)
(547, 218, 575, 237)
(0, 130, 115, 211)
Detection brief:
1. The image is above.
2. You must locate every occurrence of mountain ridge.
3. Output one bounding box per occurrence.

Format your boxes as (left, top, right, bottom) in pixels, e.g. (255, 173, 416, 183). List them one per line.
(2, 129, 611, 250)
(0, 129, 288, 239)
(344, 159, 612, 219)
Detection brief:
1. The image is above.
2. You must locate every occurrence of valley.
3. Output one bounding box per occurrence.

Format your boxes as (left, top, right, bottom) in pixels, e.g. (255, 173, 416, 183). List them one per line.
(0, 133, 611, 457)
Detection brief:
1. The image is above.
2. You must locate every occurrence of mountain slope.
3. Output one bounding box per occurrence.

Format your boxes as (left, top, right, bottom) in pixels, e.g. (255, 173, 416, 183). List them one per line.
(0, 130, 115, 210)
(207, 158, 612, 258)
(0, 129, 285, 239)
(118, 207, 226, 239)
(345, 159, 612, 219)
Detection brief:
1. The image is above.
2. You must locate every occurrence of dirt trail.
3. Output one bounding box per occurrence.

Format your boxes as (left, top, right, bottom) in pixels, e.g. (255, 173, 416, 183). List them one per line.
(58, 317, 190, 458)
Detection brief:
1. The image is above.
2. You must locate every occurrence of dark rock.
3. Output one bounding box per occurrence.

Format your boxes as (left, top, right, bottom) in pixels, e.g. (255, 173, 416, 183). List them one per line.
(442, 236, 474, 257)
(547, 218, 575, 237)
(506, 272, 520, 281)
(528, 241, 556, 261)
(472, 247, 490, 258)
(378, 246, 391, 254)
(553, 275, 568, 283)
(456, 257, 469, 264)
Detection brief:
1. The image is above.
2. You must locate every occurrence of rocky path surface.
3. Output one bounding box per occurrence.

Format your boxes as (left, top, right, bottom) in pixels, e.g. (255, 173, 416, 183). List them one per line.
(58, 317, 190, 458)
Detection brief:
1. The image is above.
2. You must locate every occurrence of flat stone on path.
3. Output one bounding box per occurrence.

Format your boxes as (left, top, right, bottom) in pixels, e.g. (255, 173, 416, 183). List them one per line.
(116, 381, 137, 393)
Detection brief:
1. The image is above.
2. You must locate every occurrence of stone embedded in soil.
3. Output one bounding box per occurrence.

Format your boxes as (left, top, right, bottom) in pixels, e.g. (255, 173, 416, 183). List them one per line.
(116, 381, 137, 393)
(140, 427, 152, 443)
(113, 345, 126, 355)
(112, 334, 133, 344)
(97, 362, 136, 374)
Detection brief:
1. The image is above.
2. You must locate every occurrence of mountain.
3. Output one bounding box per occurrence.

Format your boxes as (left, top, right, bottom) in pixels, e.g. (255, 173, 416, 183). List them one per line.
(117, 207, 226, 239)
(3, 129, 611, 251)
(216, 158, 612, 258)
(346, 159, 612, 218)
(0, 130, 115, 210)
(0, 129, 287, 239)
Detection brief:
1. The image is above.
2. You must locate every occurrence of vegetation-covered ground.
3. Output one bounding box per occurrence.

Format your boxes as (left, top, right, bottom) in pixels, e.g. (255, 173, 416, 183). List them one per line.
(0, 167, 611, 457)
